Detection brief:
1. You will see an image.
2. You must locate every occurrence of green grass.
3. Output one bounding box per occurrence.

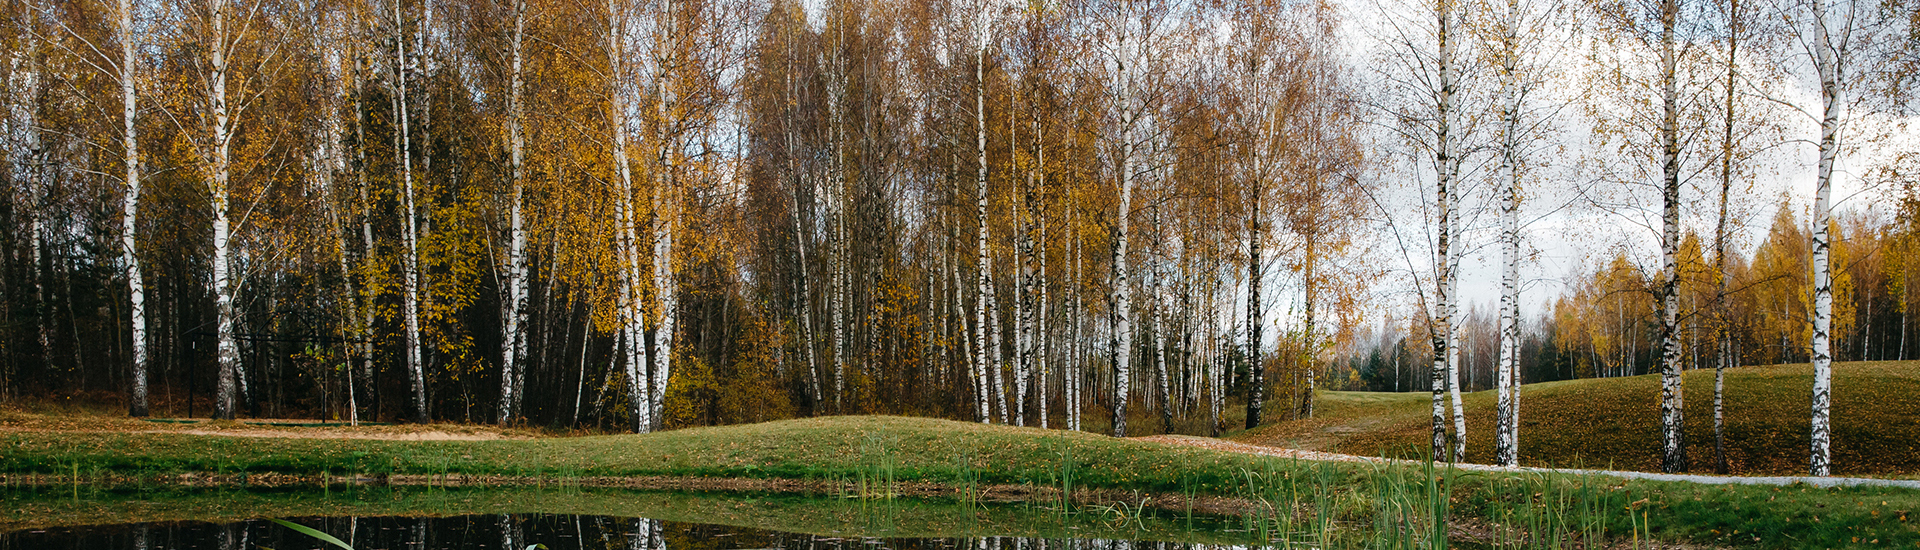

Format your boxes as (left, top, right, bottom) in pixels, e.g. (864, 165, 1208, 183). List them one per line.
(1241, 360, 1920, 476)
(3, 414, 1918, 547)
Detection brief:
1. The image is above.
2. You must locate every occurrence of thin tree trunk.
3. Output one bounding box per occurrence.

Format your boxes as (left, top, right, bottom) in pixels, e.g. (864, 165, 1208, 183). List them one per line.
(975, 43, 994, 423)
(209, 0, 241, 421)
(1245, 182, 1263, 430)
(784, 60, 820, 412)
(1155, 280, 1171, 434)
(607, 0, 648, 433)
(1109, 14, 1136, 438)
(319, 35, 349, 422)
(646, 0, 677, 431)
(11, 6, 53, 375)
(351, 38, 377, 422)
(1430, 0, 1457, 461)
(1448, 204, 1466, 462)
(824, 50, 847, 413)
(1807, 0, 1841, 477)
(1070, 236, 1084, 432)
(1494, 2, 1522, 466)
(394, 0, 429, 424)
(120, 0, 148, 417)
(1713, 0, 1740, 474)
(1302, 239, 1316, 420)
(1656, 0, 1688, 473)
(498, 0, 528, 424)
(1015, 205, 1033, 429)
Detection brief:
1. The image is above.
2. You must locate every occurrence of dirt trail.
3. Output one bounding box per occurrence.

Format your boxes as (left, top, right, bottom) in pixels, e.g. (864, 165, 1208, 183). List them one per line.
(1137, 434, 1920, 490)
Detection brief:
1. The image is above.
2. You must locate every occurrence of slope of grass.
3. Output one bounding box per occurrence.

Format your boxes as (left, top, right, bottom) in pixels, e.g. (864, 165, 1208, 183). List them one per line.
(1237, 360, 1920, 475)
(3, 414, 1918, 546)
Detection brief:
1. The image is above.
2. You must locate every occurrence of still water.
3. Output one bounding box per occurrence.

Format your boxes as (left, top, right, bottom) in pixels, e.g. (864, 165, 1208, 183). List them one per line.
(2, 487, 1280, 550)
(3, 513, 1261, 550)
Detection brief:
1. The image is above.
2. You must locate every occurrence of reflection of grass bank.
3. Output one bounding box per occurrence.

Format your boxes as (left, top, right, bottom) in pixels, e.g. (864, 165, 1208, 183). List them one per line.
(3, 415, 1917, 547)
(1, 486, 1254, 544)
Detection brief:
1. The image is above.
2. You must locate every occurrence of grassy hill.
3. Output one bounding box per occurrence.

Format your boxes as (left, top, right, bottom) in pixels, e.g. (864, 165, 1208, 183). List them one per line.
(5, 411, 1920, 546)
(1235, 360, 1920, 476)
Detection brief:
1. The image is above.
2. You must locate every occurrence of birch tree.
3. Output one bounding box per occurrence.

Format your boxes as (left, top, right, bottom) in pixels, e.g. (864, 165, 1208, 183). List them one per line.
(7, 0, 51, 379)
(391, 0, 430, 423)
(1473, 0, 1567, 468)
(1367, 0, 1477, 461)
(118, 0, 148, 418)
(1804, 0, 1843, 477)
(198, 0, 241, 420)
(498, 0, 529, 424)
(1590, 0, 1711, 473)
(607, 0, 649, 432)
(1081, 0, 1189, 437)
(642, 0, 679, 433)
(48, 0, 150, 416)
(1423, 0, 1466, 462)
(971, 0, 997, 424)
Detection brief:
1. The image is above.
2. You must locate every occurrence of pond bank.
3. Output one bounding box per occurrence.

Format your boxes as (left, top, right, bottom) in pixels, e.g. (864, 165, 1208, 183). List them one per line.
(4, 414, 1917, 547)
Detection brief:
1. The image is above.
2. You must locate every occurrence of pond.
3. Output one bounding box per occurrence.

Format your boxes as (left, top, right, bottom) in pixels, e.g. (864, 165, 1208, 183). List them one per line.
(1, 486, 1298, 550)
(4, 514, 1280, 550)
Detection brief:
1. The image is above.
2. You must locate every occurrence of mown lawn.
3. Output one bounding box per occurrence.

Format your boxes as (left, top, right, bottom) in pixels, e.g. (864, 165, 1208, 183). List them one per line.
(1239, 360, 1920, 476)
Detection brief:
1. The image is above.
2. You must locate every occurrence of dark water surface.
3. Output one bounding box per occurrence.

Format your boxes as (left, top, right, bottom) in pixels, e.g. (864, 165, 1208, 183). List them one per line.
(2, 487, 1275, 550)
(3, 513, 1260, 550)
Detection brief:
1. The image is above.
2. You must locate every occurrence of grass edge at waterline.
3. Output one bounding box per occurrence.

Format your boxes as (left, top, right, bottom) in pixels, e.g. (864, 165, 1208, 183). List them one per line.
(3, 415, 1916, 547)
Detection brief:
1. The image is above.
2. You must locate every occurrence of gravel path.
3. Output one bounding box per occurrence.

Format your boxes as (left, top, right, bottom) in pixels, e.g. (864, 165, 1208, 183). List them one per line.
(1138, 435, 1920, 490)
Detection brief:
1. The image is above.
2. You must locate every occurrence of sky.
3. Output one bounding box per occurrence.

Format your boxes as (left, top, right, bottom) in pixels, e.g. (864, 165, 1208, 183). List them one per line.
(1330, 0, 1917, 327)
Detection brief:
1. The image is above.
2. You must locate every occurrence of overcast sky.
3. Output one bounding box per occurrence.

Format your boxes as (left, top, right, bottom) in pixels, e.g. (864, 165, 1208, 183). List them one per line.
(1331, 0, 1917, 327)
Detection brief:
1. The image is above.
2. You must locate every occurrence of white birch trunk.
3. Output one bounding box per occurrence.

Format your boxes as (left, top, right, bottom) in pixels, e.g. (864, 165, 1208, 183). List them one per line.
(1494, 1, 1522, 466)
(498, 0, 528, 424)
(1246, 191, 1263, 430)
(648, 6, 677, 430)
(206, 0, 243, 421)
(1111, 116, 1134, 437)
(975, 42, 995, 423)
(353, 47, 377, 423)
(1035, 230, 1048, 429)
(1656, 0, 1687, 473)
(1447, 201, 1466, 462)
(1069, 239, 1084, 432)
(120, 0, 148, 418)
(1015, 213, 1033, 428)
(1807, 0, 1841, 477)
(1430, 0, 1458, 461)
(608, 0, 649, 433)
(1027, 125, 1047, 427)
(393, 0, 429, 424)
(1495, 140, 1521, 468)
(1154, 283, 1170, 433)
(782, 54, 821, 408)
(992, 275, 1007, 423)
(827, 70, 847, 413)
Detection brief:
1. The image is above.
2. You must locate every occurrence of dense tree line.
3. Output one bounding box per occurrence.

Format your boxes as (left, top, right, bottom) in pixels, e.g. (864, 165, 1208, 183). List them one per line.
(1, 0, 1373, 436)
(2, 0, 1914, 475)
